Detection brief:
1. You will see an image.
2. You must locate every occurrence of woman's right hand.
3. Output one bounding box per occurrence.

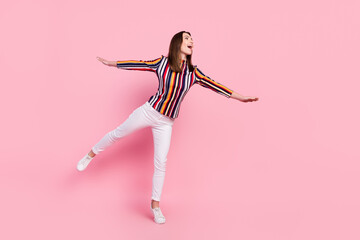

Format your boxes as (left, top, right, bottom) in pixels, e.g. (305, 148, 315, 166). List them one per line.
(96, 56, 115, 66)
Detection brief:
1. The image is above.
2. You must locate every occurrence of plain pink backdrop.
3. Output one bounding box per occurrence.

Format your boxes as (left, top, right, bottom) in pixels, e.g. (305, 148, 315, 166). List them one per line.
(1, 0, 359, 239)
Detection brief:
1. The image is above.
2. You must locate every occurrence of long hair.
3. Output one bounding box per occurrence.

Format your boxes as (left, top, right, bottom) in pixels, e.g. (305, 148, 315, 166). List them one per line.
(167, 31, 195, 73)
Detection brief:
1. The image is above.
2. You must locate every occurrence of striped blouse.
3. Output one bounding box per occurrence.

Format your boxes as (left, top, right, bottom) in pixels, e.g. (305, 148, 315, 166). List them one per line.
(116, 55, 233, 119)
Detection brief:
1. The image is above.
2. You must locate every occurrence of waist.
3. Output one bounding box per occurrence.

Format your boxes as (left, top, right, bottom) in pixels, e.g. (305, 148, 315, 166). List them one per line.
(145, 101, 175, 121)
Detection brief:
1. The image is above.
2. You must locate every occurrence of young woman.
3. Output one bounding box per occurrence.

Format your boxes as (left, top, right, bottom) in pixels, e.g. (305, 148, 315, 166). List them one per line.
(77, 31, 259, 224)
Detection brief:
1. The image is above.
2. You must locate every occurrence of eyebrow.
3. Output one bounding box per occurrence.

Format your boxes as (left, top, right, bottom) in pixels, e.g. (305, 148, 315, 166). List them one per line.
(184, 35, 192, 39)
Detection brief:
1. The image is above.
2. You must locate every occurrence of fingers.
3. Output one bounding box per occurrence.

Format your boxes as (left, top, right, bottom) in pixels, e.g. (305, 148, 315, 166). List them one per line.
(248, 96, 259, 102)
(96, 56, 105, 61)
(96, 56, 107, 65)
(241, 97, 259, 102)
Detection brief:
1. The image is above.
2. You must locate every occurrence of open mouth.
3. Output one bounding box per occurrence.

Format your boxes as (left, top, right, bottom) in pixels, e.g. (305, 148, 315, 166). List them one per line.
(187, 45, 193, 49)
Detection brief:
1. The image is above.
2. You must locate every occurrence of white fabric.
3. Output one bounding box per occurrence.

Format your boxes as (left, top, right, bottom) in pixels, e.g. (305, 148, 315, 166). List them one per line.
(91, 102, 174, 201)
(77, 155, 93, 171)
(151, 205, 166, 224)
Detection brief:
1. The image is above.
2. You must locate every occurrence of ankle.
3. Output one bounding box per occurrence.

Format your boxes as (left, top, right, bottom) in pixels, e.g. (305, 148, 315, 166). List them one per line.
(88, 150, 96, 158)
(151, 200, 160, 208)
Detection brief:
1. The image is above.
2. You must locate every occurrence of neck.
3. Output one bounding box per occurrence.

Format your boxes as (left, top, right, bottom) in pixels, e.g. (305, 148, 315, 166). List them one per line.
(179, 53, 187, 61)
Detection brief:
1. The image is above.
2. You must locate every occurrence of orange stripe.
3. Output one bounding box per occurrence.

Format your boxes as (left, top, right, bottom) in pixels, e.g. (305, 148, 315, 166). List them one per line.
(117, 57, 161, 64)
(146, 57, 162, 64)
(160, 72, 176, 114)
(164, 73, 180, 116)
(195, 68, 232, 93)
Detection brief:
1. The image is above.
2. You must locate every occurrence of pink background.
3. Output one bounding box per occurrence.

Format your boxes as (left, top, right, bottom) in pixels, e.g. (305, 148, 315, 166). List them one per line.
(1, 0, 359, 239)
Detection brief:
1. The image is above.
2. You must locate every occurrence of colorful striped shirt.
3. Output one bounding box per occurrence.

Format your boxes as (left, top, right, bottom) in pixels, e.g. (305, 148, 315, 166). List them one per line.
(116, 55, 233, 119)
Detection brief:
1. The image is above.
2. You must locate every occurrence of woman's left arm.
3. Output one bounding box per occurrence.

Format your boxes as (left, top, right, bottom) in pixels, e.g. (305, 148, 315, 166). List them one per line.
(230, 91, 259, 103)
(194, 67, 259, 103)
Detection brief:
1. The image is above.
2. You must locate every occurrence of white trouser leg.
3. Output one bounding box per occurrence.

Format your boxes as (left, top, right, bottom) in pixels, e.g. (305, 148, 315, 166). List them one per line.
(91, 102, 175, 202)
(91, 103, 151, 154)
(151, 121, 173, 201)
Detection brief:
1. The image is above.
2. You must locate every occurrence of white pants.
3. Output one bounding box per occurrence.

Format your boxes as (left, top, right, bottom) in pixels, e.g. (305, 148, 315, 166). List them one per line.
(91, 102, 175, 201)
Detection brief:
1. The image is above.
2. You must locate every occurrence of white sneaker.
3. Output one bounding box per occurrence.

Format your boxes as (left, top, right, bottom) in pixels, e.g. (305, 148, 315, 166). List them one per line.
(77, 154, 94, 171)
(151, 204, 166, 224)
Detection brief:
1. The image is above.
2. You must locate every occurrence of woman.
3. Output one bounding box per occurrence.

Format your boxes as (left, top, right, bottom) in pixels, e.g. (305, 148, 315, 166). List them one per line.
(77, 31, 259, 224)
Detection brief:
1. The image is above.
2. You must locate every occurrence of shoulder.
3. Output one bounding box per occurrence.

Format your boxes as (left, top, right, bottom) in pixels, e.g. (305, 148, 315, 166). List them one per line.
(193, 65, 201, 73)
(191, 64, 198, 73)
(150, 55, 164, 61)
(160, 55, 168, 63)
(147, 55, 164, 64)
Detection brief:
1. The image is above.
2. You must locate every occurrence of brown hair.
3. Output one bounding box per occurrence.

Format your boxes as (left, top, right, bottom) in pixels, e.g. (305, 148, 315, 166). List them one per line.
(167, 31, 195, 73)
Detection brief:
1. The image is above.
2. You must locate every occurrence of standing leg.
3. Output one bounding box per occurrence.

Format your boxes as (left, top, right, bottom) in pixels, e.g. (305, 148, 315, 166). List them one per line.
(150, 121, 174, 203)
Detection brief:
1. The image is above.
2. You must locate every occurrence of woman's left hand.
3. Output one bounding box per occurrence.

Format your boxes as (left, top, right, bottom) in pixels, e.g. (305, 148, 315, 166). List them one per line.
(239, 96, 259, 102)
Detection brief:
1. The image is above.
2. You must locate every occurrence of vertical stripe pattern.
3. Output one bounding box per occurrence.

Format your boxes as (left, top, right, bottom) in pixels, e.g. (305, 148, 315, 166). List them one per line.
(116, 55, 233, 119)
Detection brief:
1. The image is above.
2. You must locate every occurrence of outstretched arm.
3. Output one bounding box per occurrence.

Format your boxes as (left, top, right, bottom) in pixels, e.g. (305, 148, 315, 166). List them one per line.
(96, 56, 163, 72)
(194, 67, 259, 102)
(194, 67, 233, 97)
(230, 91, 259, 102)
(97, 57, 117, 67)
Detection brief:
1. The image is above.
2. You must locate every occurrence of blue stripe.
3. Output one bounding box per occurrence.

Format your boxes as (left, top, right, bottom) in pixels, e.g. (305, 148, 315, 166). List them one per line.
(117, 55, 232, 118)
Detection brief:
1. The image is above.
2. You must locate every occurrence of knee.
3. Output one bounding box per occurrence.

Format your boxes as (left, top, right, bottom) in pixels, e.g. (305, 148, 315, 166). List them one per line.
(108, 128, 124, 141)
(154, 157, 167, 172)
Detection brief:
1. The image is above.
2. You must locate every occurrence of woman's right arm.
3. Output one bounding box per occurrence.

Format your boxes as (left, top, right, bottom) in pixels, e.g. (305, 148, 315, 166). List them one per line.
(96, 56, 116, 67)
(96, 56, 163, 72)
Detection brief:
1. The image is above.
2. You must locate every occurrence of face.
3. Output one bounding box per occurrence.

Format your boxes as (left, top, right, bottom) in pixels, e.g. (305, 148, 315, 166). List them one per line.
(179, 32, 194, 59)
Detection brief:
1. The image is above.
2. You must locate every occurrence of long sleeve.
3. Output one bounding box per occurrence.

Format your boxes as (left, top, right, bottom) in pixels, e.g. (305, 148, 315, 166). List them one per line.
(194, 67, 233, 98)
(116, 55, 163, 72)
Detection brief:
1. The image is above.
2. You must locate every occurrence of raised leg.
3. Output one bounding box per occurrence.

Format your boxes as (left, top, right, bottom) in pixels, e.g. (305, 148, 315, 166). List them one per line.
(91, 104, 150, 155)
